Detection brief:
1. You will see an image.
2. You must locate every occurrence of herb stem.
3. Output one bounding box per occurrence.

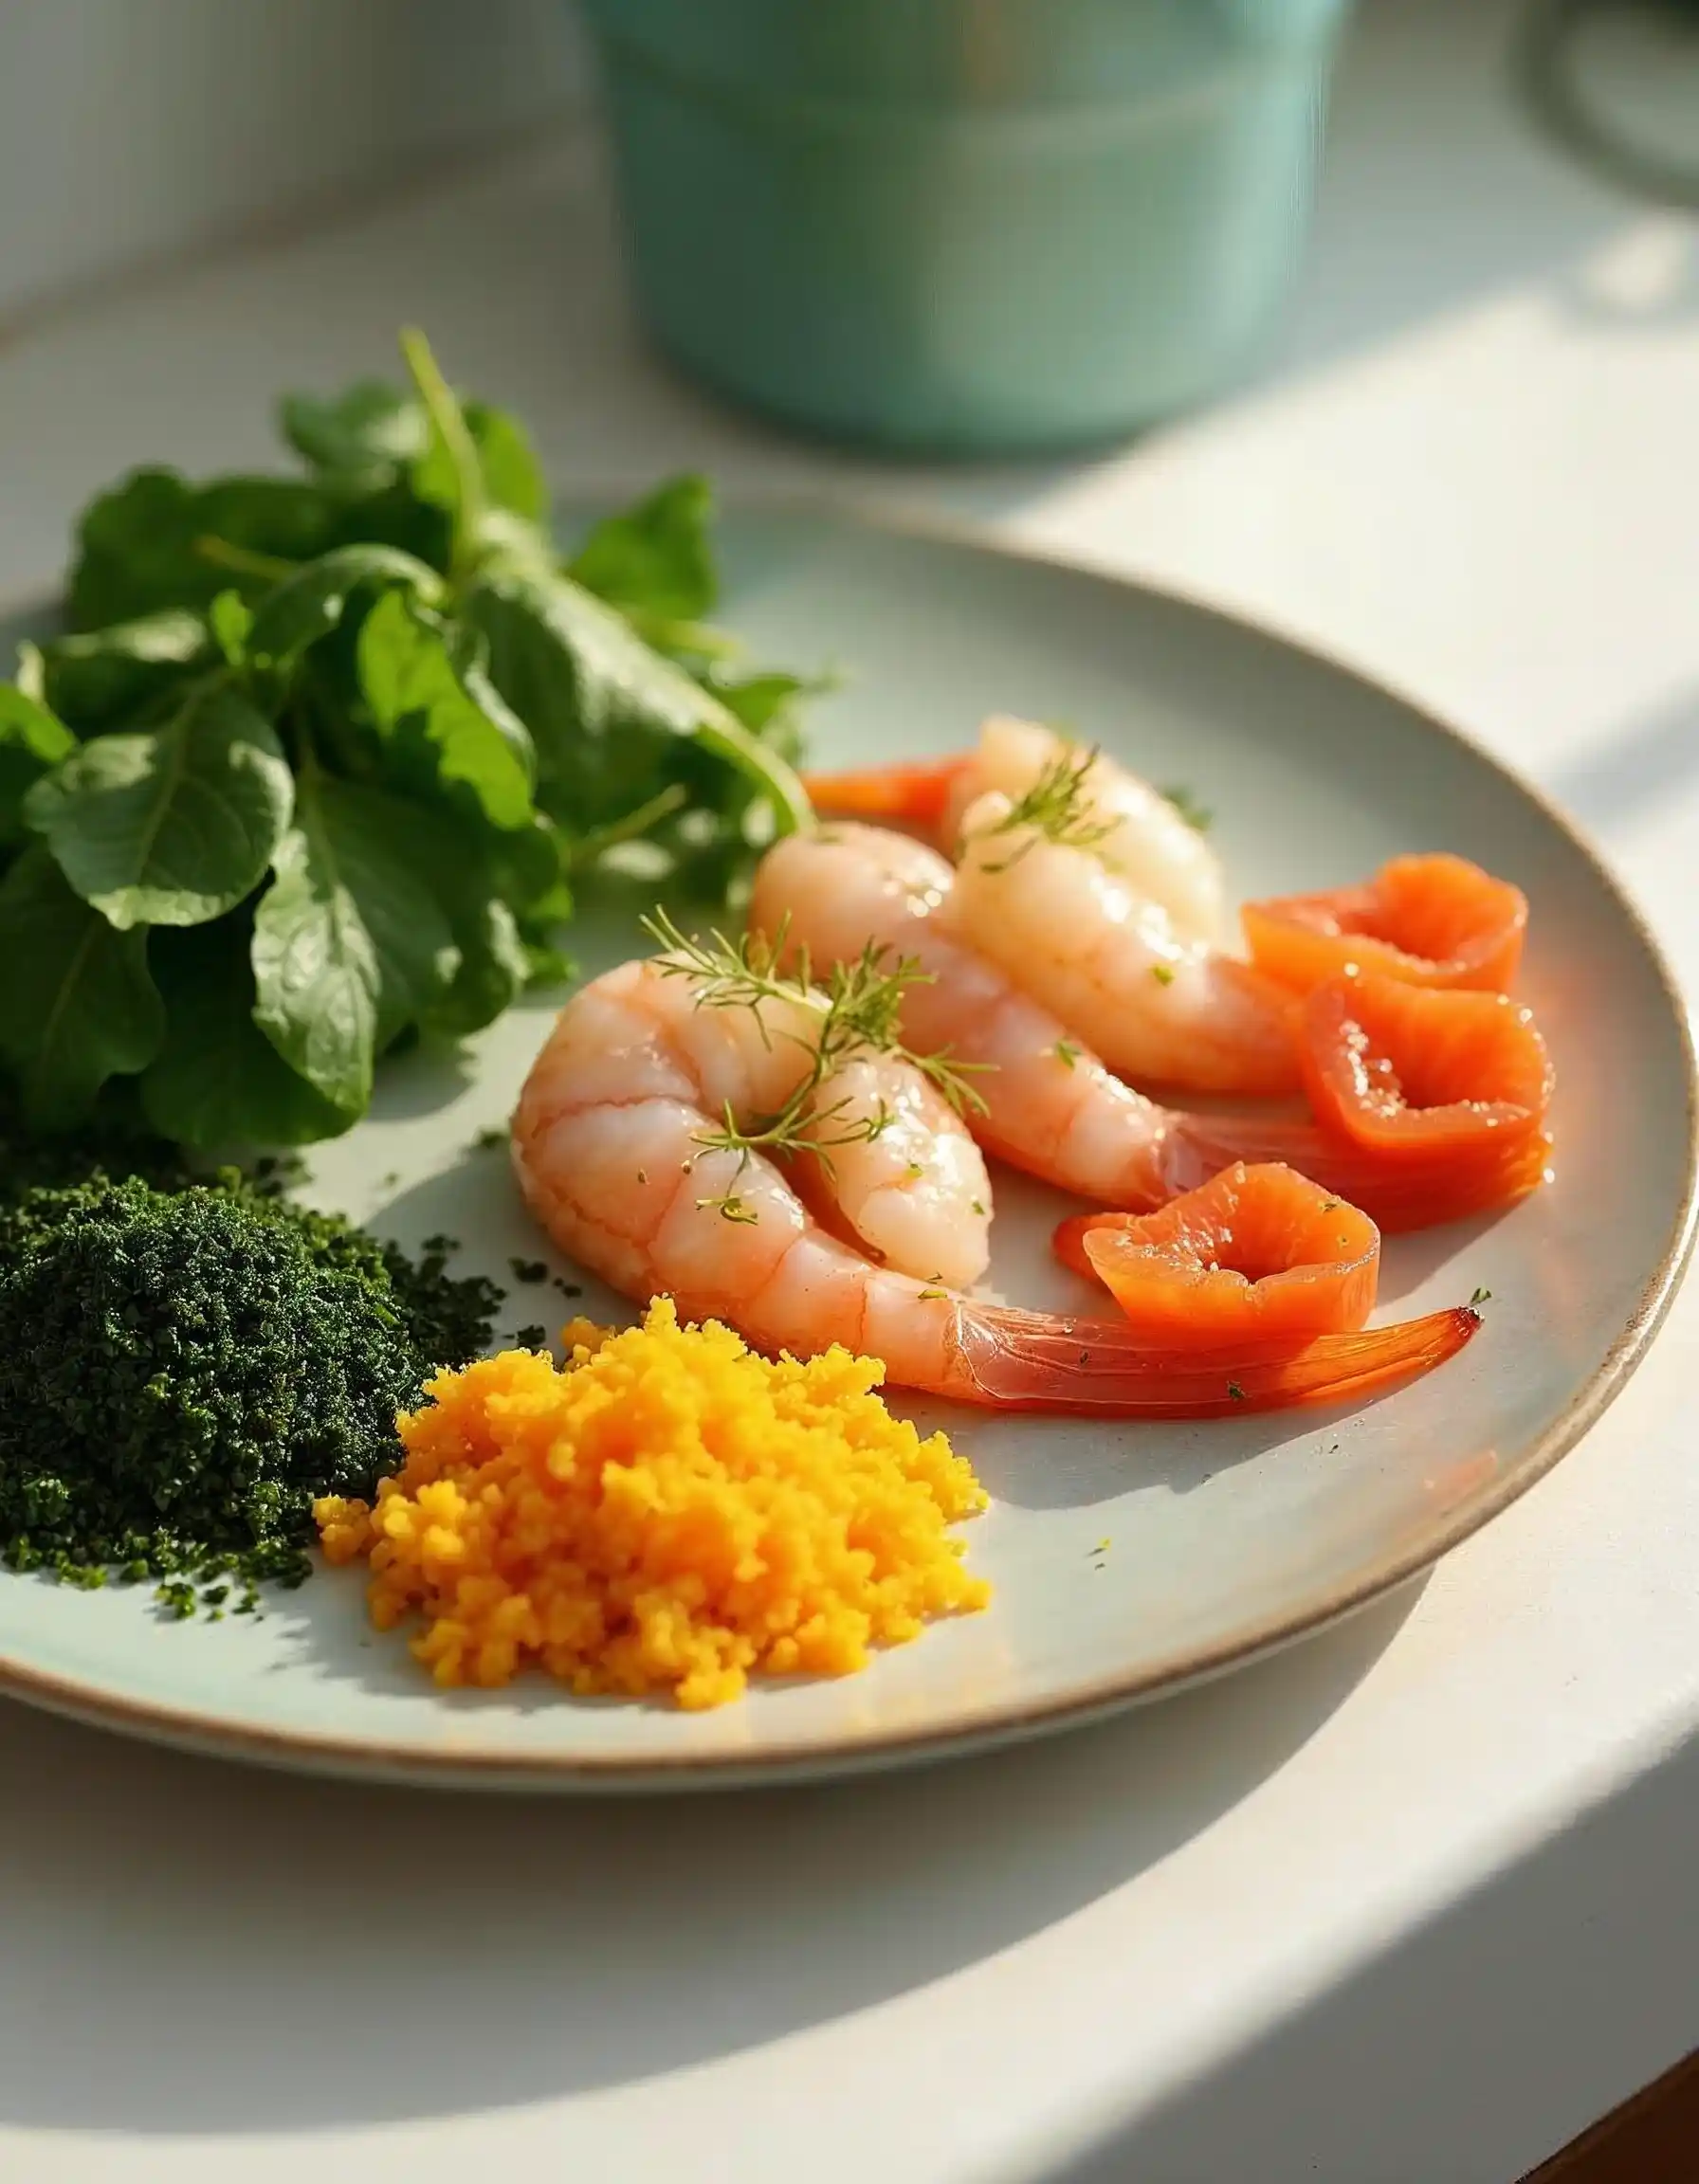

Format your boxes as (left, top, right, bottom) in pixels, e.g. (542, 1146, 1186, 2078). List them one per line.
(631, 613, 744, 663)
(970, 746, 1116, 870)
(641, 908, 988, 1212)
(568, 783, 690, 869)
(194, 536, 300, 586)
(399, 326, 485, 586)
(693, 705, 816, 842)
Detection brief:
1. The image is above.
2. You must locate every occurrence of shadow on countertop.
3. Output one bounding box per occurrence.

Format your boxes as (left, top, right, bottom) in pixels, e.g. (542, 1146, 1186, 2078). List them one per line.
(0, 1577, 1421, 2138)
(1051, 1717, 1699, 2183)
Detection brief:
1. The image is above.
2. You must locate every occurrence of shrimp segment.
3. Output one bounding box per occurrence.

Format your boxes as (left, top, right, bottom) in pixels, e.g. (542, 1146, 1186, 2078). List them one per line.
(513, 958, 1475, 1415)
(750, 824, 1497, 1223)
(809, 717, 1231, 945)
(512, 956, 992, 1295)
(795, 1051, 991, 1290)
(1245, 853, 1528, 994)
(1053, 1165, 1379, 1348)
(752, 823, 1245, 1205)
(946, 789, 1300, 1096)
(954, 1306, 1481, 1417)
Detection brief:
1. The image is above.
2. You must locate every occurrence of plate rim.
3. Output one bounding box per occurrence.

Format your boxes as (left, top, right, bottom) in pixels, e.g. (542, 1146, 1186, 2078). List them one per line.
(2, 498, 1694, 1789)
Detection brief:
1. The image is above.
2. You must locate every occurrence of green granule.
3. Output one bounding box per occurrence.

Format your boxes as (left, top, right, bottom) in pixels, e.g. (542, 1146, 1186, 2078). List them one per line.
(0, 1170, 500, 1612)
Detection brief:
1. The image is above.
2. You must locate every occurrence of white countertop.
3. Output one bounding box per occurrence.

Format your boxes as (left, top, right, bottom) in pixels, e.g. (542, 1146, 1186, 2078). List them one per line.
(3, 4, 1696, 2178)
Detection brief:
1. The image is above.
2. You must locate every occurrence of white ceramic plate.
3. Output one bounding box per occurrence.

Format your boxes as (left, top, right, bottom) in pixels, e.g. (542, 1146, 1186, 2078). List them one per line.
(1, 506, 1692, 1791)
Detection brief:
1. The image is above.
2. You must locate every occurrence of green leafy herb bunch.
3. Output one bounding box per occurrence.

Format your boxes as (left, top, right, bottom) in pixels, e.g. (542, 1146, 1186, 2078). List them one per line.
(0, 329, 814, 1148)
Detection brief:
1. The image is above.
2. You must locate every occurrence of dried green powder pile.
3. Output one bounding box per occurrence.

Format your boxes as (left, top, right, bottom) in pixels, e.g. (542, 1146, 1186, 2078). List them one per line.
(0, 1151, 499, 1617)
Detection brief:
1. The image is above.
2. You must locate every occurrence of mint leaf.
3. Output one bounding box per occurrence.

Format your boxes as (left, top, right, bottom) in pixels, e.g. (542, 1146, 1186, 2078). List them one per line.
(384, 798, 544, 1038)
(140, 914, 352, 1148)
(244, 542, 444, 671)
(209, 591, 255, 666)
(571, 475, 715, 623)
(39, 609, 210, 733)
(707, 668, 817, 763)
(280, 381, 425, 486)
(428, 889, 530, 1038)
(466, 567, 809, 839)
(251, 775, 458, 1113)
(0, 687, 76, 847)
(488, 811, 567, 914)
(357, 590, 534, 829)
(69, 466, 347, 628)
(26, 682, 294, 931)
(463, 403, 546, 524)
(413, 400, 545, 529)
(13, 641, 46, 704)
(0, 847, 164, 1122)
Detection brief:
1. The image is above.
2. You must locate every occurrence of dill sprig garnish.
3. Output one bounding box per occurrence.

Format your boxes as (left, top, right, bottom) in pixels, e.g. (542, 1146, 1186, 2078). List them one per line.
(968, 746, 1118, 872)
(640, 909, 988, 1221)
(1160, 784, 1213, 833)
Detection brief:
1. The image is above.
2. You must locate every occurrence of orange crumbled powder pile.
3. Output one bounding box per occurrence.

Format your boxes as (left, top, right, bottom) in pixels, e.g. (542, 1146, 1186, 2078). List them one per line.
(314, 1298, 990, 1710)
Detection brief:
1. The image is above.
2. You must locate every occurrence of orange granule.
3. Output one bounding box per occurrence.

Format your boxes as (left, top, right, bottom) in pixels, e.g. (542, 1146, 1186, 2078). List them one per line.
(315, 1298, 989, 1710)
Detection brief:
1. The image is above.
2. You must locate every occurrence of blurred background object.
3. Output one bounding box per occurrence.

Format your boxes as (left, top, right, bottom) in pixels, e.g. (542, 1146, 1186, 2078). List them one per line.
(1516, 0, 1699, 209)
(0, 0, 1691, 459)
(582, 0, 1355, 453)
(0, 0, 583, 329)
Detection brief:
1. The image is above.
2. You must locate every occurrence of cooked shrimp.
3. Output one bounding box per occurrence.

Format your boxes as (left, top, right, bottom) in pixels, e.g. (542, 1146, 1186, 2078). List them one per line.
(747, 823, 1514, 1231)
(948, 786, 1301, 1095)
(792, 1048, 991, 1289)
(751, 821, 1260, 1204)
(512, 952, 1479, 1415)
(511, 954, 991, 1296)
(1245, 853, 1528, 994)
(805, 715, 1231, 945)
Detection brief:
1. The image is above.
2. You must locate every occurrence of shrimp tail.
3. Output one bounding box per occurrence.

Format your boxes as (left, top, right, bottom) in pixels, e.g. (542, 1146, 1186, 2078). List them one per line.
(801, 755, 972, 829)
(943, 1301, 1481, 1417)
(1308, 1135, 1552, 1232)
(1154, 1116, 1550, 1233)
(1153, 1112, 1361, 1200)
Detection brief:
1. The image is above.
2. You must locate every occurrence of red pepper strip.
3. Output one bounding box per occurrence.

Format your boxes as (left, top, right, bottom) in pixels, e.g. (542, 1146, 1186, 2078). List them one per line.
(800, 755, 972, 830)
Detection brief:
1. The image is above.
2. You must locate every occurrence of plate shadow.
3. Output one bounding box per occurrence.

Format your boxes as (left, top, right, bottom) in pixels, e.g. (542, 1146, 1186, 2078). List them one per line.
(0, 1575, 1421, 2138)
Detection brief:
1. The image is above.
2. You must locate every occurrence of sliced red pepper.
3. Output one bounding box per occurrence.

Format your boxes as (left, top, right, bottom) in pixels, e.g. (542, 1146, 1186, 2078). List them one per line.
(1301, 970, 1552, 1159)
(1244, 853, 1528, 994)
(1051, 1163, 1379, 1348)
(800, 755, 971, 830)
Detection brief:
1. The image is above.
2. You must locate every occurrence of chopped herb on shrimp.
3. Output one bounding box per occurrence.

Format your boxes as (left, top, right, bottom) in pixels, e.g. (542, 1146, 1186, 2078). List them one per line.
(643, 907, 987, 1212)
(970, 747, 1118, 871)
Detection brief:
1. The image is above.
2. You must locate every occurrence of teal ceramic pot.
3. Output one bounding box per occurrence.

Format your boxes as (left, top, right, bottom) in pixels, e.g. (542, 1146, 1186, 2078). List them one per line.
(581, 0, 1354, 454)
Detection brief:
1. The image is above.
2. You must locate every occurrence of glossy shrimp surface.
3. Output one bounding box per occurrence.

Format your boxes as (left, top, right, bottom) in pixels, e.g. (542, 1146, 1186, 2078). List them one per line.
(941, 719, 1230, 945)
(513, 954, 1477, 1415)
(948, 789, 1302, 1096)
(806, 716, 1231, 944)
(512, 955, 991, 1300)
(752, 824, 1226, 1206)
(748, 824, 1487, 1226)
